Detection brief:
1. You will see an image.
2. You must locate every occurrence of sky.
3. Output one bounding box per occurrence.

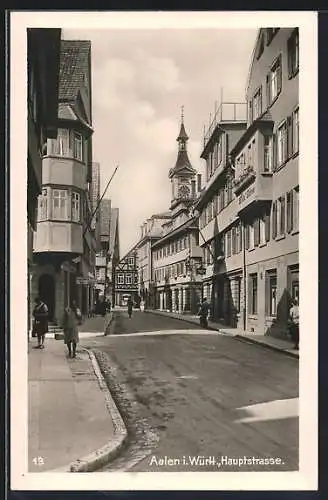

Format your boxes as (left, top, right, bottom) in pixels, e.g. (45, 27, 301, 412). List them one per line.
(62, 28, 258, 257)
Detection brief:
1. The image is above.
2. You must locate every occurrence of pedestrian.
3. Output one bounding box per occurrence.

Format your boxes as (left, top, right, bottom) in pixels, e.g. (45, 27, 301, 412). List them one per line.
(61, 300, 82, 358)
(127, 296, 133, 319)
(289, 298, 299, 350)
(198, 297, 210, 329)
(32, 297, 49, 349)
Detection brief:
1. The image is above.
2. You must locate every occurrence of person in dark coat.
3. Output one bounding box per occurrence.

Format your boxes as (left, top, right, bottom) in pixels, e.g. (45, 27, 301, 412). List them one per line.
(61, 301, 81, 358)
(32, 297, 49, 349)
(198, 297, 210, 329)
(127, 297, 133, 319)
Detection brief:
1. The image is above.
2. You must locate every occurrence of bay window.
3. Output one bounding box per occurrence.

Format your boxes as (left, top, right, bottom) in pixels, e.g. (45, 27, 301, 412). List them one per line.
(50, 128, 70, 156)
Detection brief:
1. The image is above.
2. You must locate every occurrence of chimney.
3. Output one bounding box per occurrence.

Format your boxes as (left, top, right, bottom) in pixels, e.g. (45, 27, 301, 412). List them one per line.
(197, 174, 202, 192)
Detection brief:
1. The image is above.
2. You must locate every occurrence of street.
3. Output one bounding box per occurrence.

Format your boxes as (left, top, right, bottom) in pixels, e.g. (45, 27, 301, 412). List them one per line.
(82, 310, 299, 472)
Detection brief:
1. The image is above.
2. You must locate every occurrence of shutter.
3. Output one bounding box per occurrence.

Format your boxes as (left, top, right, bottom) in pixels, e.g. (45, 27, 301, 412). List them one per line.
(265, 208, 271, 242)
(277, 55, 282, 94)
(287, 116, 293, 159)
(266, 74, 271, 108)
(287, 190, 293, 232)
(287, 37, 292, 77)
(245, 224, 250, 250)
(232, 227, 236, 254)
(272, 133, 277, 171)
(272, 201, 277, 239)
(254, 218, 260, 247)
(281, 196, 286, 234)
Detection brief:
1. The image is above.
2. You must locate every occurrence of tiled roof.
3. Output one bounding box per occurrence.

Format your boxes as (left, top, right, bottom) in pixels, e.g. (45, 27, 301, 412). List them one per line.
(177, 122, 189, 141)
(58, 102, 93, 132)
(152, 217, 197, 248)
(59, 40, 91, 101)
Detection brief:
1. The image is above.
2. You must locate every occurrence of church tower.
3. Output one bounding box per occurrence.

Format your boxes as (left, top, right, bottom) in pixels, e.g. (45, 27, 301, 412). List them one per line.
(168, 107, 196, 209)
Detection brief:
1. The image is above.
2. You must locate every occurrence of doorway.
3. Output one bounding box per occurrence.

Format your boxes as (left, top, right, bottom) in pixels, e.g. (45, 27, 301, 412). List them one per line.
(38, 274, 55, 321)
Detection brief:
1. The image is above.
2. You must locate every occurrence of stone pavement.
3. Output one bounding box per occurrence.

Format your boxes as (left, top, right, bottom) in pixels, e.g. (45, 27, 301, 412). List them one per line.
(144, 309, 299, 358)
(28, 338, 115, 472)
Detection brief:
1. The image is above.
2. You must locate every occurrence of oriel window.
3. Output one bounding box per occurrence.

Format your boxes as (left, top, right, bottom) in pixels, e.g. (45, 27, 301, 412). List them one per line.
(73, 131, 83, 162)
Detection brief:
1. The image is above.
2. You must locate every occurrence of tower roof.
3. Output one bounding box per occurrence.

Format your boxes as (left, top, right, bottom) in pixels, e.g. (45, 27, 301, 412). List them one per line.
(59, 40, 91, 101)
(177, 122, 189, 141)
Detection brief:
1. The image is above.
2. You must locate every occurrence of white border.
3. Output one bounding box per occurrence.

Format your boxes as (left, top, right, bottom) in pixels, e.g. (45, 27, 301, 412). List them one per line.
(10, 10, 318, 491)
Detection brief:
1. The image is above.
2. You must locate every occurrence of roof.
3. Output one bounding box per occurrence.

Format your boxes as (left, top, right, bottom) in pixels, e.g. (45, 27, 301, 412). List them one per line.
(152, 217, 197, 248)
(177, 122, 189, 141)
(169, 150, 196, 178)
(59, 40, 91, 101)
(58, 102, 94, 132)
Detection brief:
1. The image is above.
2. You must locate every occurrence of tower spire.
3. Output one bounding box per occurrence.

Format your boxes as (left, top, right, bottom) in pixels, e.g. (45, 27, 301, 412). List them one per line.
(181, 105, 184, 124)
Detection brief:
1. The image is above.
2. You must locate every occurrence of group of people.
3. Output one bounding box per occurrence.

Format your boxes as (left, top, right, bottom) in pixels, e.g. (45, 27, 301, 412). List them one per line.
(32, 297, 82, 358)
(197, 296, 299, 350)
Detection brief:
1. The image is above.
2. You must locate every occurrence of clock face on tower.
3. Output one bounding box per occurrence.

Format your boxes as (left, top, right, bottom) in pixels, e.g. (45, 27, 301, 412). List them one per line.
(178, 184, 190, 199)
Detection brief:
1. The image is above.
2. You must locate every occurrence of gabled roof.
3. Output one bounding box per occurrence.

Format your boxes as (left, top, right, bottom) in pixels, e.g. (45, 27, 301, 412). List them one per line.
(152, 217, 198, 248)
(59, 40, 91, 101)
(58, 102, 94, 132)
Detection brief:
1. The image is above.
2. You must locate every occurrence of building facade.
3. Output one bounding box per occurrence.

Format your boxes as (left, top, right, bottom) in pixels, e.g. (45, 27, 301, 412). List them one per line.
(137, 212, 172, 309)
(108, 207, 120, 306)
(95, 198, 111, 301)
(151, 115, 204, 314)
(196, 27, 299, 338)
(114, 246, 139, 307)
(27, 28, 62, 332)
(32, 40, 96, 323)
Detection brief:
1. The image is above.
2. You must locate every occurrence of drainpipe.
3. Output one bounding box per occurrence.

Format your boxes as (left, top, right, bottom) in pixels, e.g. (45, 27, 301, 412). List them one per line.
(242, 220, 247, 331)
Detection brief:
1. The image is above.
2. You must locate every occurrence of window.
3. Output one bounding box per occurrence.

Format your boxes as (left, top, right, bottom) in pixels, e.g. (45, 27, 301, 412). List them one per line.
(71, 192, 80, 222)
(226, 177, 233, 204)
(266, 28, 279, 45)
(279, 196, 286, 235)
(38, 188, 48, 221)
(266, 271, 277, 316)
(249, 223, 255, 250)
(253, 87, 262, 120)
(249, 274, 258, 315)
(232, 227, 237, 254)
(254, 218, 260, 247)
(128, 257, 134, 267)
(73, 131, 83, 161)
(264, 135, 273, 172)
(235, 277, 242, 313)
(267, 56, 282, 105)
(260, 216, 266, 245)
(286, 191, 293, 233)
(236, 223, 242, 253)
(52, 189, 69, 220)
(277, 121, 288, 166)
(226, 230, 232, 257)
(288, 28, 299, 78)
(126, 274, 132, 284)
(117, 274, 124, 284)
(292, 107, 299, 154)
(51, 128, 69, 156)
(293, 186, 299, 232)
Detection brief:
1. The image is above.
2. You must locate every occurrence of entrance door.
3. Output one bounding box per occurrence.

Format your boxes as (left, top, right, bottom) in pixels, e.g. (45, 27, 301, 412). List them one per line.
(38, 274, 55, 321)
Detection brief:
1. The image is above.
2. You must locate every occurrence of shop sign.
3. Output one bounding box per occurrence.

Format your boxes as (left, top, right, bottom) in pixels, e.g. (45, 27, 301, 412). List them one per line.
(238, 185, 255, 205)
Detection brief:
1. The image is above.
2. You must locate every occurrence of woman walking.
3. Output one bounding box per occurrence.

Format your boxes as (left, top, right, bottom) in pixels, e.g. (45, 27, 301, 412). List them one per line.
(32, 297, 49, 349)
(61, 300, 81, 358)
(127, 296, 133, 319)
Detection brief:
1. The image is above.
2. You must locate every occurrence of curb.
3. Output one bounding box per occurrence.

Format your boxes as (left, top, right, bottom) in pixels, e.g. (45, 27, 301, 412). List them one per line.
(234, 334, 299, 359)
(50, 347, 128, 473)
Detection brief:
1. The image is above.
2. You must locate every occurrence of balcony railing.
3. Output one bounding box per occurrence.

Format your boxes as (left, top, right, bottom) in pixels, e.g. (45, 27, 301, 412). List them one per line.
(203, 102, 247, 146)
(233, 165, 256, 194)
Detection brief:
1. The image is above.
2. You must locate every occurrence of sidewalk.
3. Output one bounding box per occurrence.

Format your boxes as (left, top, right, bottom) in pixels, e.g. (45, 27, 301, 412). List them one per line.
(145, 309, 299, 359)
(28, 338, 116, 472)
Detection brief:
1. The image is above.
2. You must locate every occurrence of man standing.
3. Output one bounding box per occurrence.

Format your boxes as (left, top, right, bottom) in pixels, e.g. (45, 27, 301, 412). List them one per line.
(32, 297, 49, 349)
(289, 298, 299, 350)
(127, 296, 133, 319)
(198, 297, 210, 329)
